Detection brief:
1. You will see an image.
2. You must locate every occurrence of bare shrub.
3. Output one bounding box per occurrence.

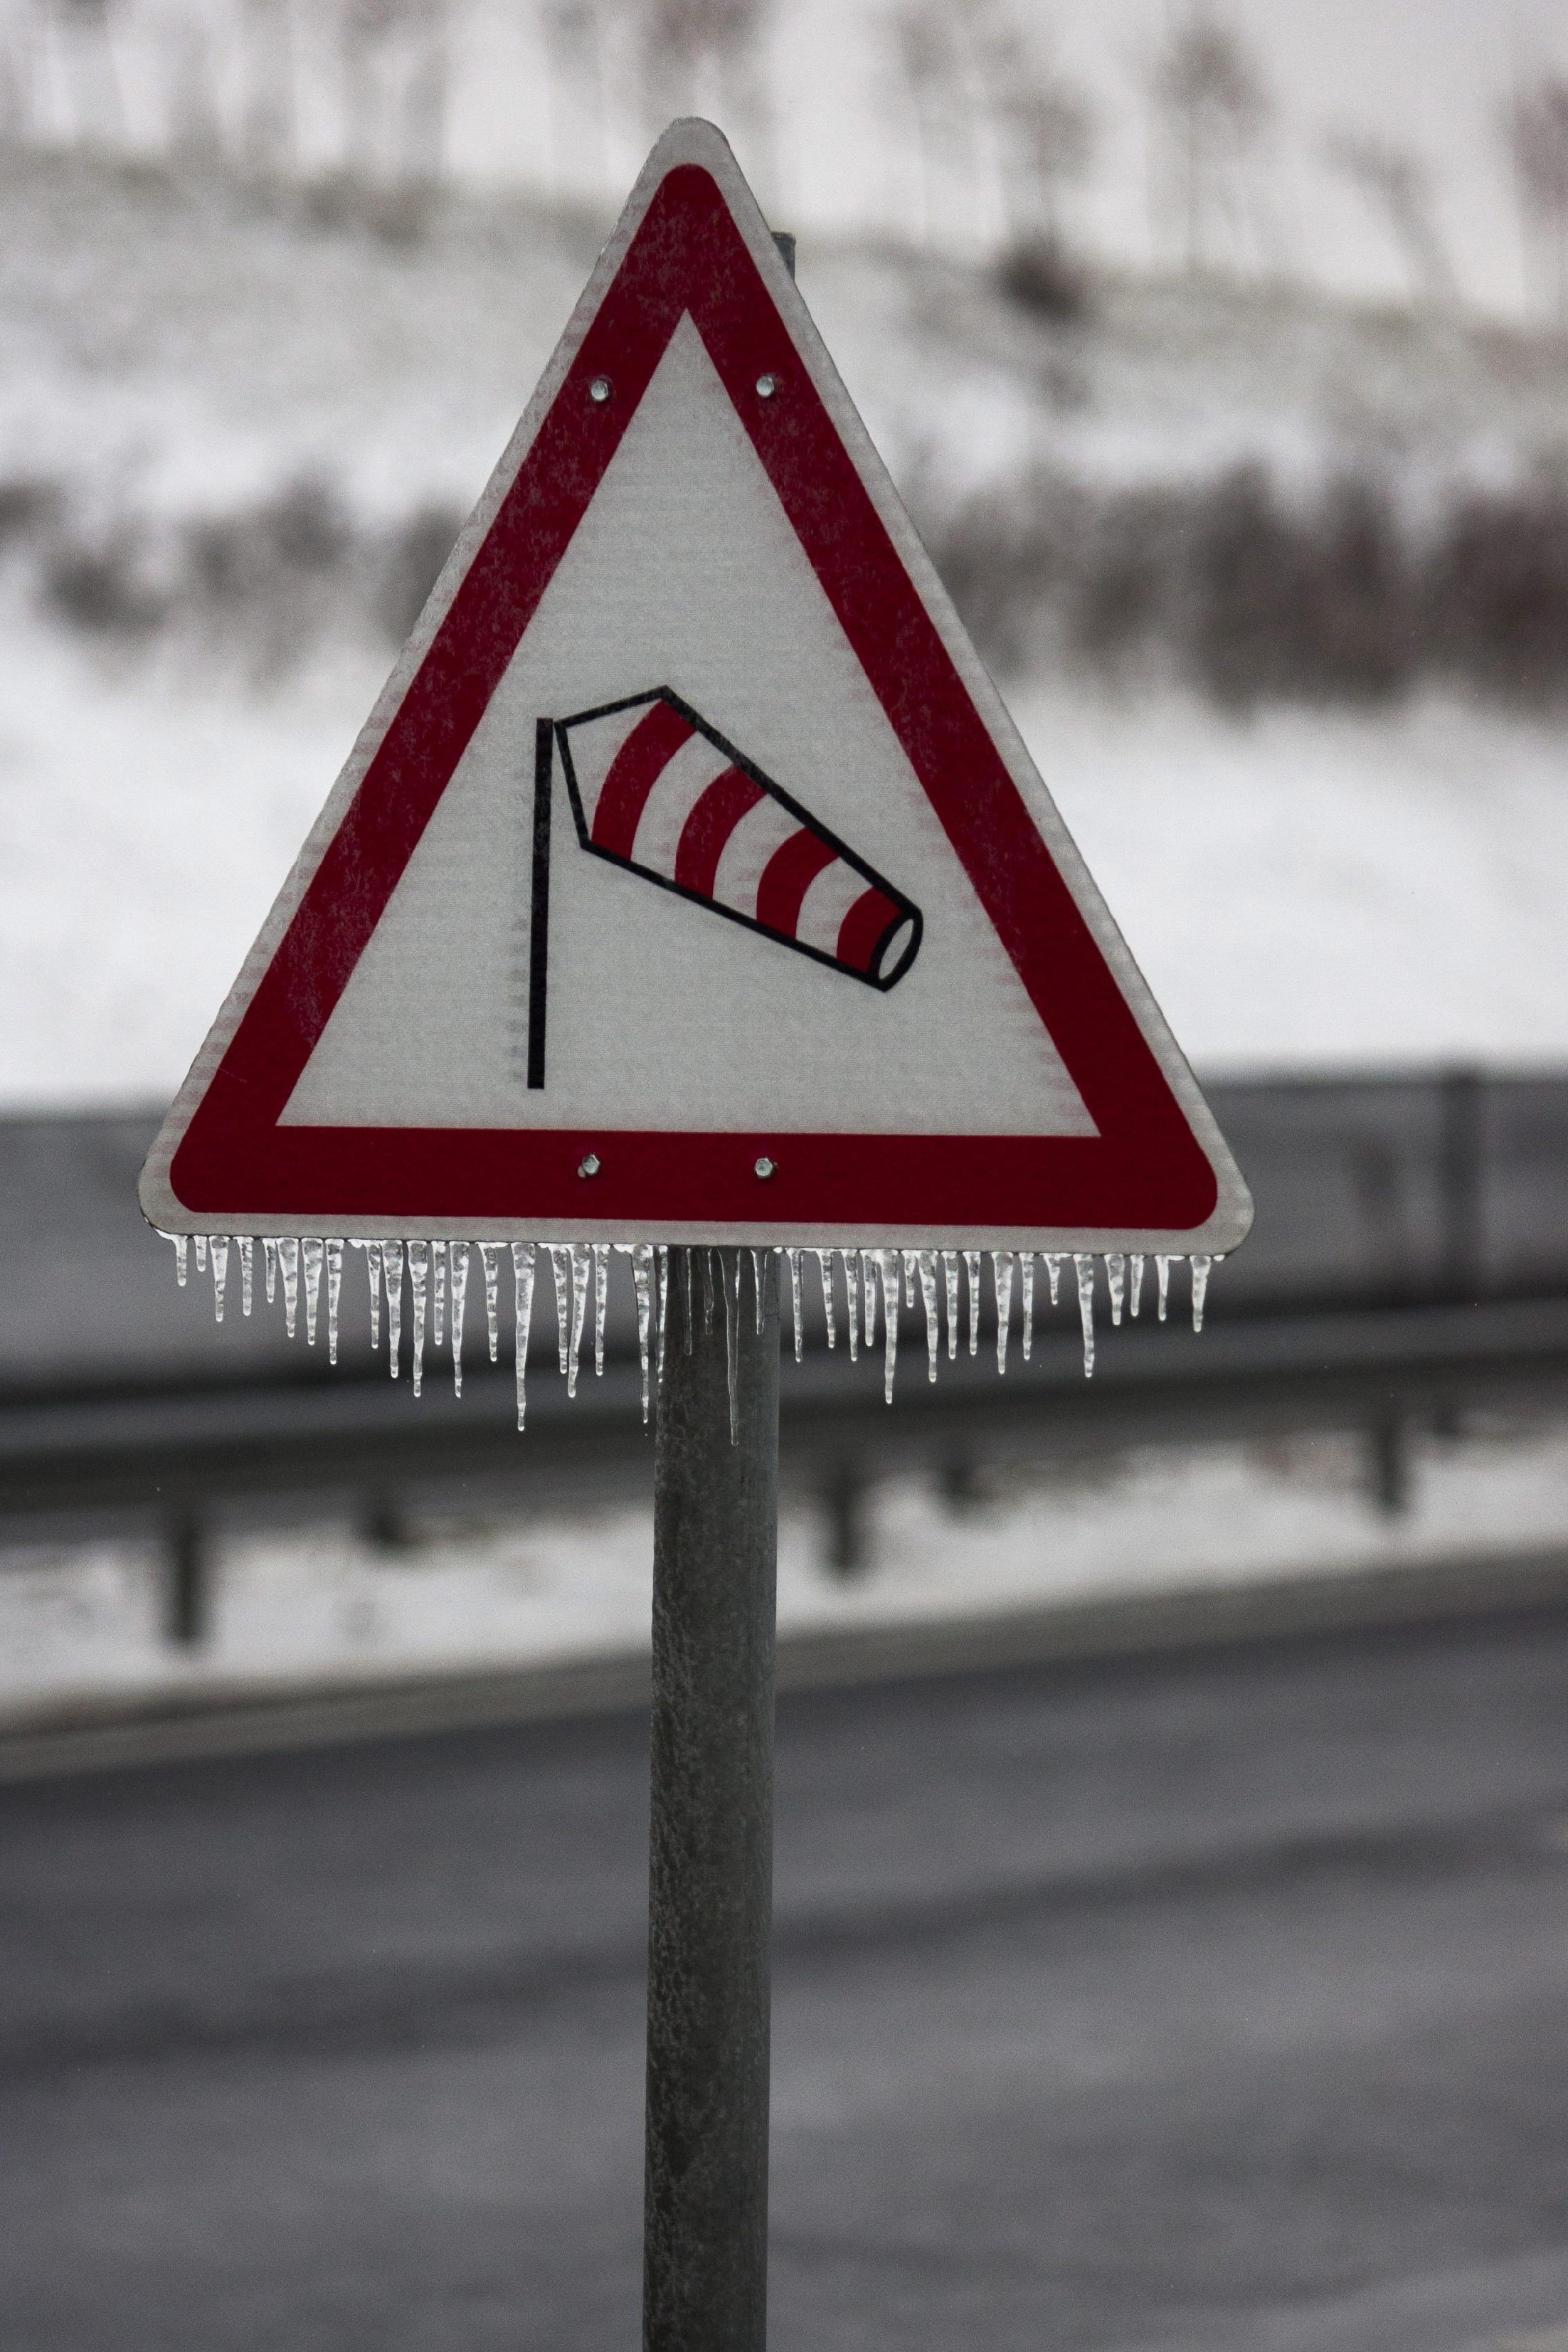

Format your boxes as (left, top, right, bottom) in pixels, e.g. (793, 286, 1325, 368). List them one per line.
(0, 477, 62, 547)
(1506, 76, 1568, 325)
(373, 499, 462, 642)
(1149, 11, 1272, 277)
(995, 233, 1092, 322)
(183, 475, 354, 672)
(1327, 133, 1456, 311)
(1185, 465, 1415, 704)
(1425, 475, 1568, 704)
(923, 460, 1568, 710)
(969, 5, 1097, 250)
(43, 532, 167, 636)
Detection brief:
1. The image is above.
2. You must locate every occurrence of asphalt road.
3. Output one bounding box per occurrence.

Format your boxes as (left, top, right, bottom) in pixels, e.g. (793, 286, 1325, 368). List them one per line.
(1, 1611, 1567, 2352)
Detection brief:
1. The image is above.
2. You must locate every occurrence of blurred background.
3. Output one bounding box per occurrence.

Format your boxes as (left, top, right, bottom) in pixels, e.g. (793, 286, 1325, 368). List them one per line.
(0, 4, 1566, 2348)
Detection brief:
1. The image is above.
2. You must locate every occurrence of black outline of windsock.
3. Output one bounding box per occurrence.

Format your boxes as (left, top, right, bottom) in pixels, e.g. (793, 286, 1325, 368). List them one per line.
(553, 688, 923, 992)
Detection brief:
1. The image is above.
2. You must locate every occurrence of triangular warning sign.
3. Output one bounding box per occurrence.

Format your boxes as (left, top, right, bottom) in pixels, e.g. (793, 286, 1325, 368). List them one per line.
(140, 120, 1250, 1256)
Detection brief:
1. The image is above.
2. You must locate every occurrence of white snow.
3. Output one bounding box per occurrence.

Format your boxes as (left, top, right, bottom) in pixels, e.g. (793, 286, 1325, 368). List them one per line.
(0, 147, 1564, 1108)
(3, 605, 1566, 1107)
(1021, 680, 1568, 1075)
(0, 1416, 1564, 1725)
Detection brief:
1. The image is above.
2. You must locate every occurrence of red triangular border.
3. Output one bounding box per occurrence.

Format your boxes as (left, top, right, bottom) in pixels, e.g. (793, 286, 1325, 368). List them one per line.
(158, 134, 1236, 1244)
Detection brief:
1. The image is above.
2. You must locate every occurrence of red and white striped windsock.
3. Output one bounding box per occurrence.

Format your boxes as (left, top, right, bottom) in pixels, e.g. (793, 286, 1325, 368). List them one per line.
(553, 689, 922, 990)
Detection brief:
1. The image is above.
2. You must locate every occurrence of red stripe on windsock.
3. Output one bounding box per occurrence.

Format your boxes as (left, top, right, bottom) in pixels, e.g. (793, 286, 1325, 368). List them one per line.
(755, 825, 838, 938)
(674, 766, 766, 898)
(837, 885, 905, 978)
(591, 699, 695, 857)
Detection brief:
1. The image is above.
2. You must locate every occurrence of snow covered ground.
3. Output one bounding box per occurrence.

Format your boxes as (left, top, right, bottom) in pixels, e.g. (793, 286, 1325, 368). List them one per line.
(4, 610, 1566, 1103)
(1, 154, 1564, 1105)
(1, 1412, 1565, 1724)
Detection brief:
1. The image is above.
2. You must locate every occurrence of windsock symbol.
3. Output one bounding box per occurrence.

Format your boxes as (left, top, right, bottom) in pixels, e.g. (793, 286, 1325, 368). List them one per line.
(553, 689, 923, 990)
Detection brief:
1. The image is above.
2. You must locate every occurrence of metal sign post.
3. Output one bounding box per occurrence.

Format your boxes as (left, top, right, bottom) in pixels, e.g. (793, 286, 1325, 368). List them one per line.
(644, 1249, 779, 2352)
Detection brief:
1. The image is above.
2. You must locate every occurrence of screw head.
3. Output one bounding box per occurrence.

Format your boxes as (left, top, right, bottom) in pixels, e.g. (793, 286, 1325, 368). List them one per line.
(589, 376, 611, 403)
(756, 374, 778, 399)
(578, 1153, 601, 1177)
(754, 1155, 776, 1180)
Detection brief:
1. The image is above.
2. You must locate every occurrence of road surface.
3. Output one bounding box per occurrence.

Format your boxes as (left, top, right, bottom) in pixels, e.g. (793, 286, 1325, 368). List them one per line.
(1, 1609, 1566, 2351)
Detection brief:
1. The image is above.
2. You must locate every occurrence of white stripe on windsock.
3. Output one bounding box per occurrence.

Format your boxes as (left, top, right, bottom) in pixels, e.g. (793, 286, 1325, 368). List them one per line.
(711, 795, 802, 921)
(795, 854, 874, 960)
(631, 731, 734, 878)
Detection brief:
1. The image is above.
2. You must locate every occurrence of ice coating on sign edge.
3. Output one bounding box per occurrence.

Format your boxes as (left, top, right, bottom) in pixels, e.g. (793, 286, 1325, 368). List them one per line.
(408, 1239, 429, 1396)
(512, 1242, 536, 1429)
(155, 1239, 1220, 1414)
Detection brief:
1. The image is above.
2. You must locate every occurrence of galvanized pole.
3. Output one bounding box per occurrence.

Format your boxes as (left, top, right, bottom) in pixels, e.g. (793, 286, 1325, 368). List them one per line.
(642, 1246, 779, 2352)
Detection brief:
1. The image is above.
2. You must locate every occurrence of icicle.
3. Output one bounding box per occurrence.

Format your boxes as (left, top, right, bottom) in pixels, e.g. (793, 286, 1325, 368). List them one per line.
(480, 1244, 501, 1362)
(991, 1252, 1014, 1372)
(263, 1238, 277, 1305)
(408, 1240, 430, 1397)
(632, 1244, 655, 1424)
(682, 1250, 694, 1355)
(162, 1230, 189, 1287)
(862, 1249, 878, 1350)
(195, 1234, 208, 1273)
(383, 1241, 403, 1374)
(788, 1250, 804, 1362)
(724, 1249, 742, 1443)
(239, 1235, 253, 1317)
(1156, 1254, 1172, 1322)
(593, 1242, 610, 1377)
(448, 1242, 469, 1395)
(550, 1244, 572, 1375)
(512, 1243, 536, 1430)
(326, 1238, 342, 1365)
(902, 1253, 916, 1309)
(943, 1250, 960, 1360)
(751, 1248, 767, 1335)
(918, 1250, 940, 1381)
(279, 1238, 300, 1339)
(816, 1250, 837, 1349)
(657, 1246, 670, 1381)
(365, 1241, 383, 1352)
(210, 1237, 229, 1323)
(432, 1239, 447, 1350)
(1190, 1252, 1217, 1333)
(302, 1237, 324, 1345)
(1106, 1251, 1125, 1328)
(1129, 1254, 1145, 1319)
(1073, 1252, 1096, 1379)
(877, 1249, 899, 1403)
(703, 1249, 716, 1335)
(842, 1250, 860, 1362)
(964, 1250, 981, 1356)
(1044, 1253, 1062, 1308)
(568, 1243, 590, 1397)
(1020, 1254, 1035, 1361)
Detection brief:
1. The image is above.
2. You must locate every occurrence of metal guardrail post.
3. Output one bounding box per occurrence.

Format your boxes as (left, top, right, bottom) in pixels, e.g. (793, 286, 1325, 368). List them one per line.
(642, 1247, 779, 2352)
(164, 1511, 208, 1646)
(1439, 1065, 1486, 1304)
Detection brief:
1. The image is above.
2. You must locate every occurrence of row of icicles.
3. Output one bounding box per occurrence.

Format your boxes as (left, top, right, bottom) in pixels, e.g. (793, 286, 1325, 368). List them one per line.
(159, 1234, 1221, 1430)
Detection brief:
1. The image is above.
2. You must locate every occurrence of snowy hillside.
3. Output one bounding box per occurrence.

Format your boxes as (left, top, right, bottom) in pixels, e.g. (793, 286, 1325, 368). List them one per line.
(1, 149, 1565, 1107)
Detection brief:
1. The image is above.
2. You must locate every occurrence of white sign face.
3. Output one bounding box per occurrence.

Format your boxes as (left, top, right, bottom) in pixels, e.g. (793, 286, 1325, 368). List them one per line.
(140, 120, 1251, 1259)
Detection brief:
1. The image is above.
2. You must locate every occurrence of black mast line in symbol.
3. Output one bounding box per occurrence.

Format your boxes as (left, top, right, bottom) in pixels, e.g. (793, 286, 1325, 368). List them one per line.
(526, 716, 552, 1091)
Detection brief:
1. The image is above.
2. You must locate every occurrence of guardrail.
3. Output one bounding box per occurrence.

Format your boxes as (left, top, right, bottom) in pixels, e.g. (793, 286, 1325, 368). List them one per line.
(1, 1071, 1565, 1641)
